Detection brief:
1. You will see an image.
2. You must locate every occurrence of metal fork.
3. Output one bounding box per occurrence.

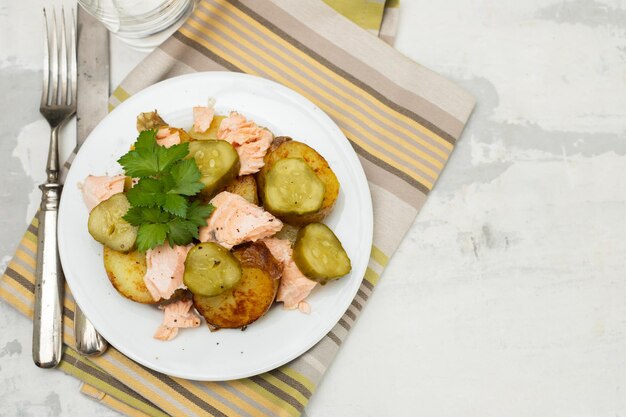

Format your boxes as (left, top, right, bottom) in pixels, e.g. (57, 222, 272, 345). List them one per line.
(33, 7, 76, 368)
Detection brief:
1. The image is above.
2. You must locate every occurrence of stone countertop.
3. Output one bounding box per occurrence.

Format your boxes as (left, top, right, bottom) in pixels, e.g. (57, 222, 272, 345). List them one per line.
(2, 1, 626, 416)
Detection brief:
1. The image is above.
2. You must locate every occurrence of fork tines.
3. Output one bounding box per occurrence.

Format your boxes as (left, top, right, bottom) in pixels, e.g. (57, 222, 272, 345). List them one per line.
(41, 7, 77, 109)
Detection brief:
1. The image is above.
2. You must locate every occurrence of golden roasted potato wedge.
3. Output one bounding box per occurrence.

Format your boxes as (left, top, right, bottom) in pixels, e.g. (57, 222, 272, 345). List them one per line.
(257, 137, 339, 225)
(103, 247, 157, 304)
(223, 175, 259, 205)
(136, 110, 167, 132)
(193, 242, 281, 329)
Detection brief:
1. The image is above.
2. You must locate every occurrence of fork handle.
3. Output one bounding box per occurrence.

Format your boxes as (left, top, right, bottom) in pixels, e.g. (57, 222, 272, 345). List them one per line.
(32, 182, 64, 368)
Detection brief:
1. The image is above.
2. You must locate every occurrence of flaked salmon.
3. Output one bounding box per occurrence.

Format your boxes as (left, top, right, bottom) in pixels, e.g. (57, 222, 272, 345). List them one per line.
(263, 238, 317, 313)
(154, 299, 201, 341)
(81, 175, 126, 212)
(144, 244, 192, 302)
(199, 191, 282, 250)
(156, 127, 181, 148)
(217, 112, 273, 175)
(193, 106, 214, 133)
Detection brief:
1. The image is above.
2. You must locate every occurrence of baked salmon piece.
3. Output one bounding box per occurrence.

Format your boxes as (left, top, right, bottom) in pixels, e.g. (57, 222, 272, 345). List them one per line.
(199, 191, 283, 250)
(144, 244, 192, 302)
(193, 106, 215, 133)
(263, 238, 317, 313)
(153, 299, 201, 341)
(217, 112, 273, 175)
(156, 127, 181, 148)
(81, 175, 126, 212)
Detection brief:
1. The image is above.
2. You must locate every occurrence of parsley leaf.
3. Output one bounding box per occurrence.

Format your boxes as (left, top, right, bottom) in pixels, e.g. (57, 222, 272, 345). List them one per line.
(117, 130, 160, 177)
(167, 218, 196, 246)
(157, 142, 189, 173)
(126, 178, 165, 207)
(118, 130, 216, 251)
(123, 207, 171, 226)
(167, 159, 205, 196)
(187, 201, 215, 227)
(163, 194, 188, 217)
(136, 223, 169, 251)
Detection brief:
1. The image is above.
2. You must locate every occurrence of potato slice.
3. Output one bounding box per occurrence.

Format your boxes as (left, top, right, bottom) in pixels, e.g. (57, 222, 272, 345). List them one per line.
(193, 242, 281, 329)
(136, 110, 167, 132)
(103, 247, 157, 304)
(257, 137, 339, 225)
(223, 175, 259, 205)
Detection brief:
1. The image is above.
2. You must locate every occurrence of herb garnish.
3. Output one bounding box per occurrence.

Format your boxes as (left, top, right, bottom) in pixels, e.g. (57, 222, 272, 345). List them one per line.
(118, 130, 214, 251)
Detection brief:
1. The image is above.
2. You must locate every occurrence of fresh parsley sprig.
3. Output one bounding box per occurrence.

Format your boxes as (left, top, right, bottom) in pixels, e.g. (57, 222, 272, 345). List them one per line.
(118, 130, 214, 251)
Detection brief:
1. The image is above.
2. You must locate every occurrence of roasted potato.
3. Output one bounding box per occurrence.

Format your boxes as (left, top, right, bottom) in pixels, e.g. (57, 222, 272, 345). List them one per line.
(193, 242, 281, 329)
(103, 247, 157, 304)
(223, 175, 259, 205)
(136, 110, 167, 132)
(257, 137, 339, 225)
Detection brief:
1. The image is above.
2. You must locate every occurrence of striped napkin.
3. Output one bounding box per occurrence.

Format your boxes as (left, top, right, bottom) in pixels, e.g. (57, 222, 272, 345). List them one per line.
(0, 1, 474, 416)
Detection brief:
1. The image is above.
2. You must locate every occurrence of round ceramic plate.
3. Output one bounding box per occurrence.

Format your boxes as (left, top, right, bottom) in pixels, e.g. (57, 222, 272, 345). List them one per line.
(58, 72, 373, 381)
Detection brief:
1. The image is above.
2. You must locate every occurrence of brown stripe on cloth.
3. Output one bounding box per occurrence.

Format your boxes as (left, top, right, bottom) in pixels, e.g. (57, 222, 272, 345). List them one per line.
(230, 0, 472, 142)
(250, 375, 305, 413)
(27, 223, 38, 236)
(4, 266, 34, 293)
(268, 369, 313, 399)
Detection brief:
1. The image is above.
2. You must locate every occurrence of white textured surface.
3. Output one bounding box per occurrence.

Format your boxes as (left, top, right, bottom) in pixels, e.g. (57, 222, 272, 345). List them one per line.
(2, 0, 626, 416)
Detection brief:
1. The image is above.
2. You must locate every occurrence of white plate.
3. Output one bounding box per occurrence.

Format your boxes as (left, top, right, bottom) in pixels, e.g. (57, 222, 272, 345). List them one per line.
(58, 72, 373, 381)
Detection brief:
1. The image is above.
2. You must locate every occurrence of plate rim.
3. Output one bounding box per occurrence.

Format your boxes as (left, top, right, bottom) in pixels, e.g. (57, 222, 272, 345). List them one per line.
(58, 71, 373, 381)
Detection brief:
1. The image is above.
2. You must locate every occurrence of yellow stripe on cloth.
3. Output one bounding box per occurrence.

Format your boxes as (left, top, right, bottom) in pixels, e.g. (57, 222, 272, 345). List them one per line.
(81, 384, 153, 417)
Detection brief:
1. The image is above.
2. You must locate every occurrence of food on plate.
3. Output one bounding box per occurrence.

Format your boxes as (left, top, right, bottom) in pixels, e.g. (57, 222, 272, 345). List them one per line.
(88, 193, 138, 252)
(261, 158, 325, 217)
(263, 238, 316, 313)
(82, 102, 352, 340)
(81, 174, 126, 212)
(293, 223, 351, 283)
(257, 137, 339, 225)
(103, 247, 156, 304)
(183, 242, 242, 296)
(136, 110, 167, 132)
(193, 242, 280, 329)
(223, 175, 259, 205)
(186, 140, 240, 199)
(154, 299, 201, 341)
(199, 191, 282, 250)
(188, 115, 226, 141)
(156, 126, 191, 147)
(144, 244, 192, 301)
(273, 223, 300, 244)
(217, 111, 273, 175)
(193, 106, 215, 133)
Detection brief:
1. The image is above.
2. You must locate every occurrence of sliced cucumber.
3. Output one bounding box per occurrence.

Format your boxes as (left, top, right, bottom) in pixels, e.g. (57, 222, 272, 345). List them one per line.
(293, 223, 351, 283)
(186, 140, 240, 198)
(88, 193, 137, 252)
(183, 242, 242, 296)
(262, 158, 325, 216)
